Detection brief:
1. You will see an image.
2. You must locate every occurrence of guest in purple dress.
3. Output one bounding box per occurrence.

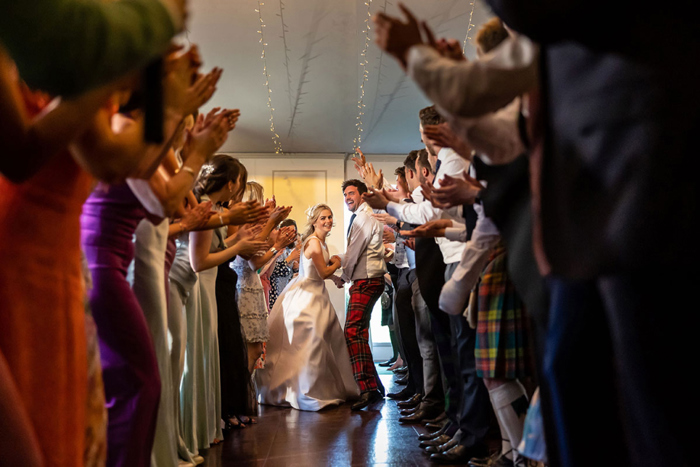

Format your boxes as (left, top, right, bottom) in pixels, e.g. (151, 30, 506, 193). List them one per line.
(81, 183, 161, 467)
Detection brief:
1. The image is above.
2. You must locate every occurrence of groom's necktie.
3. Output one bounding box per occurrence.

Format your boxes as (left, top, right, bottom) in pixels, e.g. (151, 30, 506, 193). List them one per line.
(434, 158, 442, 174)
(347, 213, 357, 238)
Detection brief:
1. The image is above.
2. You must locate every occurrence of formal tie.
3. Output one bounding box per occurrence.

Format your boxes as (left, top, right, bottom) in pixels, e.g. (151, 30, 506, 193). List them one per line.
(434, 158, 442, 173)
(347, 213, 357, 238)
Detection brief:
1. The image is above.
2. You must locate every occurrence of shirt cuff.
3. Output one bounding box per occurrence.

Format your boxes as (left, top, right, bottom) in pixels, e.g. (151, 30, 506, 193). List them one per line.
(445, 226, 467, 242)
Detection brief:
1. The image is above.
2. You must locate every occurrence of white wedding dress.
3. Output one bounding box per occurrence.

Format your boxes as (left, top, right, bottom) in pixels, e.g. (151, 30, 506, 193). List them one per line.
(256, 236, 360, 411)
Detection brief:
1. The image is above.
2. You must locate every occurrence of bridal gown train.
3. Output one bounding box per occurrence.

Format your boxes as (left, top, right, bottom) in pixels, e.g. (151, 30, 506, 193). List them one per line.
(256, 237, 360, 411)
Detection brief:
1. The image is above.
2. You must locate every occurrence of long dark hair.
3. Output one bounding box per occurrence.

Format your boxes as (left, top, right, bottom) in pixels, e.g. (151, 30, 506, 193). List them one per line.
(193, 154, 248, 202)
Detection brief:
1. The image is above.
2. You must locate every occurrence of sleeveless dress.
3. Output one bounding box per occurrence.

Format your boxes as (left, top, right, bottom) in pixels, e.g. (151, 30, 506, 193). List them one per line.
(232, 255, 270, 343)
(168, 231, 206, 455)
(216, 259, 256, 418)
(171, 194, 225, 453)
(0, 96, 91, 466)
(81, 183, 161, 467)
(256, 237, 360, 411)
(194, 199, 225, 444)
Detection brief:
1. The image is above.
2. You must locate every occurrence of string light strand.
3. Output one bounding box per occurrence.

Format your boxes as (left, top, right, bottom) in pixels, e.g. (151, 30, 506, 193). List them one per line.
(255, 1, 283, 153)
(462, 1, 477, 54)
(353, 0, 373, 154)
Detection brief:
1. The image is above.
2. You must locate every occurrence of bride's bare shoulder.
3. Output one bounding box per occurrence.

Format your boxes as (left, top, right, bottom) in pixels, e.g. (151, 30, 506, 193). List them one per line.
(303, 236, 322, 258)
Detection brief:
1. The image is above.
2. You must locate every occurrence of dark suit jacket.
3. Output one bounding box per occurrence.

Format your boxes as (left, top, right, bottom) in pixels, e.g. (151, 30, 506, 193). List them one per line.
(487, 0, 700, 278)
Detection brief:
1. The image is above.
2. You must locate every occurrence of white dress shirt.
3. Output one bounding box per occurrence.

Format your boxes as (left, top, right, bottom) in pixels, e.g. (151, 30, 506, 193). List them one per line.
(386, 147, 469, 264)
(338, 202, 387, 282)
(407, 35, 538, 119)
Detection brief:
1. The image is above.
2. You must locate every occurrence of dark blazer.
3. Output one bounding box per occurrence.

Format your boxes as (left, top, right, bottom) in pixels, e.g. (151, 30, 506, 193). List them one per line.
(487, 0, 700, 278)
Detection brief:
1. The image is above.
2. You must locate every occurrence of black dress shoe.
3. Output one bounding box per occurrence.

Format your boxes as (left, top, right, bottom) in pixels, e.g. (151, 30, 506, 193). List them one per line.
(419, 434, 452, 449)
(386, 388, 414, 400)
(424, 435, 459, 454)
(378, 358, 397, 367)
(424, 417, 449, 431)
(351, 390, 383, 411)
(400, 406, 419, 416)
(430, 444, 489, 464)
(400, 409, 437, 424)
(393, 365, 408, 374)
(397, 393, 421, 408)
(418, 424, 447, 441)
(395, 374, 409, 385)
(424, 412, 447, 425)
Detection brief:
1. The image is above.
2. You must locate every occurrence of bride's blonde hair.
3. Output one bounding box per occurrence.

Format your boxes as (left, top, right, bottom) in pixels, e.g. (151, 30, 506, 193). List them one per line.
(301, 203, 333, 242)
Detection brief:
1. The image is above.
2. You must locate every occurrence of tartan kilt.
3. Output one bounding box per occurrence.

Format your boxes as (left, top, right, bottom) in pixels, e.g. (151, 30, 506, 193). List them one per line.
(475, 244, 531, 379)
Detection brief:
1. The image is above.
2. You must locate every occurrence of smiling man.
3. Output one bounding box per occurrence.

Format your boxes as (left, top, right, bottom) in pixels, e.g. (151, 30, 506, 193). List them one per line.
(335, 179, 388, 410)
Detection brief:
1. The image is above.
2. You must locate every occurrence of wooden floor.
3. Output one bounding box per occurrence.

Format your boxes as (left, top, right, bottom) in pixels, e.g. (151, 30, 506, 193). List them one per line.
(200, 369, 464, 467)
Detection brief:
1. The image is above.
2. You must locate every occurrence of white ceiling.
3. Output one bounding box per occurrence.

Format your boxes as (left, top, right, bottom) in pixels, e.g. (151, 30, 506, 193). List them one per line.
(185, 0, 492, 154)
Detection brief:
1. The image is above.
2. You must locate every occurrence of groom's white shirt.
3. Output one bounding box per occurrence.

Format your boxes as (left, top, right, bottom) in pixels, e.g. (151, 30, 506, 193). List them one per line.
(337, 202, 387, 283)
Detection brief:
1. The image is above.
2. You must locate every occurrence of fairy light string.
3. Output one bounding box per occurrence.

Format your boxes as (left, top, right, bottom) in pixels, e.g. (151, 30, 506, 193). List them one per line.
(255, 0, 283, 153)
(353, 0, 373, 154)
(462, 1, 477, 54)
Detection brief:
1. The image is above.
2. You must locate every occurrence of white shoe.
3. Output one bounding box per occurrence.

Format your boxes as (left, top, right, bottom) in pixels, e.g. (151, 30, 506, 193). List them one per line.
(193, 455, 205, 465)
(439, 277, 470, 315)
(178, 461, 194, 467)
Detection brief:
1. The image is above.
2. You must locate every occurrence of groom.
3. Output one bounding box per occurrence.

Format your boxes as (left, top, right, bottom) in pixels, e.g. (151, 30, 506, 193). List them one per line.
(335, 179, 388, 410)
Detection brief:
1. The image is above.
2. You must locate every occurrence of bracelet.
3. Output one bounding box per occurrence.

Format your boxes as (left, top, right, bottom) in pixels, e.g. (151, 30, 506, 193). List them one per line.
(218, 214, 225, 226)
(270, 247, 279, 255)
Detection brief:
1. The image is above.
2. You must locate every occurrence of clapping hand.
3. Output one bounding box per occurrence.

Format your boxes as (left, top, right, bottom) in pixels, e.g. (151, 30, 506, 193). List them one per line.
(235, 222, 264, 241)
(182, 107, 230, 161)
(178, 200, 214, 231)
(362, 187, 390, 210)
(225, 200, 268, 225)
(274, 226, 297, 250)
(373, 3, 424, 69)
(270, 205, 292, 224)
(422, 123, 472, 161)
(351, 149, 368, 177)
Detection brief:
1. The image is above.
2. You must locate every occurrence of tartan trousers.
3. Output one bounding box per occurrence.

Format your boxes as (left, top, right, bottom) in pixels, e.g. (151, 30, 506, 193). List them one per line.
(345, 277, 385, 393)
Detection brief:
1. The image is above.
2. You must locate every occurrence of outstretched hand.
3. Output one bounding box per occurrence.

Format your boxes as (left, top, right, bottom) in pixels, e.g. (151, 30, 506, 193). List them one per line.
(399, 218, 453, 238)
(425, 173, 484, 209)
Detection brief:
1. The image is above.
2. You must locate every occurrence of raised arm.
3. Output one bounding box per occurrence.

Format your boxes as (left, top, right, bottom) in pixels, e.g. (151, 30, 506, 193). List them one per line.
(189, 227, 267, 273)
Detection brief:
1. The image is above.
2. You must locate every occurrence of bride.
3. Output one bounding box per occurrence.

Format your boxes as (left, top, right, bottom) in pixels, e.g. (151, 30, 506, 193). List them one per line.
(256, 204, 360, 411)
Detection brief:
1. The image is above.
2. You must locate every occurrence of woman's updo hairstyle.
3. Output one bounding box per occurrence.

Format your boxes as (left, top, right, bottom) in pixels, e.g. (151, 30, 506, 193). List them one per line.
(300, 203, 333, 242)
(193, 154, 247, 202)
